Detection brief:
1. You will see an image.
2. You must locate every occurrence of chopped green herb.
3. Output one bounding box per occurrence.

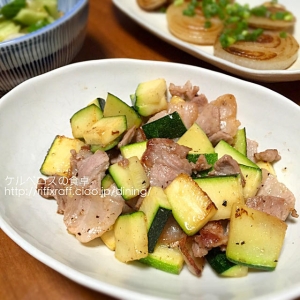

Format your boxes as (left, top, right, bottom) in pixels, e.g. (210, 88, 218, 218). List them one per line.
(280, 31, 287, 38)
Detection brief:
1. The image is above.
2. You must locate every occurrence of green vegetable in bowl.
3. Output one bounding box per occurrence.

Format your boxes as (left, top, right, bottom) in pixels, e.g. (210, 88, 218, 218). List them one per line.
(0, 0, 62, 42)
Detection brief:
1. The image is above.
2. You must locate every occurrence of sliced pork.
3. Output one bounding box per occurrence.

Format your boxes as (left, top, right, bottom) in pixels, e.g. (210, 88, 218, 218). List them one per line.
(141, 138, 192, 188)
(254, 149, 281, 163)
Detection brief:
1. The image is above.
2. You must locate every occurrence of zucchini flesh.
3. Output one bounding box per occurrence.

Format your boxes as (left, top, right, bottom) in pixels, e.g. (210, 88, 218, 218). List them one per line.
(103, 93, 142, 129)
(226, 203, 287, 270)
(120, 141, 147, 160)
(114, 211, 148, 263)
(233, 127, 247, 156)
(70, 104, 103, 139)
(140, 244, 184, 275)
(206, 247, 248, 277)
(40, 135, 84, 177)
(177, 123, 215, 154)
(142, 111, 187, 139)
(164, 173, 217, 235)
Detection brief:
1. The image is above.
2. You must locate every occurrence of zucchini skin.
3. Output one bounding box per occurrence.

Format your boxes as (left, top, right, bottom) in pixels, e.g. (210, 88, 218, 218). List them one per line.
(147, 208, 172, 253)
(142, 112, 187, 139)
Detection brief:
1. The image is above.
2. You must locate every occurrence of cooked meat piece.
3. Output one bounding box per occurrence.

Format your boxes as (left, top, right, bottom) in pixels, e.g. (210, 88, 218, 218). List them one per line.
(169, 81, 200, 101)
(254, 149, 281, 163)
(63, 183, 124, 243)
(246, 195, 291, 221)
(257, 168, 297, 219)
(179, 236, 205, 277)
(193, 221, 229, 258)
(246, 138, 258, 162)
(196, 94, 240, 146)
(158, 215, 186, 246)
(141, 138, 192, 188)
(146, 110, 168, 123)
(70, 146, 92, 177)
(196, 103, 220, 138)
(167, 100, 199, 129)
(209, 154, 245, 186)
(192, 154, 211, 172)
(70, 148, 109, 186)
(118, 126, 137, 148)
(37, 176, 69, 214)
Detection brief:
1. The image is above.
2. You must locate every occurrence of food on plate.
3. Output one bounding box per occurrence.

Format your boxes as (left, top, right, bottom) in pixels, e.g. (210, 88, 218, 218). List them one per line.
(214, 30, 299, 70)
(166, 2, 224, 45)
(0, 0, 62, 42)
(139, 0, 299, 70)
(37, 78, 298, 277)
(137, 0, 172, 11)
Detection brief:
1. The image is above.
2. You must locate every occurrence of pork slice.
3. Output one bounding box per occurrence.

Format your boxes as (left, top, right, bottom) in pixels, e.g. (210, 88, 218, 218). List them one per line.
(169, 81, 200, 101)
(209, 131, 234, 146)
(193, 221, 229, 258)
(209, 154, 245, 186)
(70, 146, 93, 177)
(246, 138, 259, 162)
(141, 138, 192, 188)
(254, 149, 281, 163)
(246, 195, 291, 221)
(167, 101, 199, 129)
(192, 154, 211, 172)
(179, 236, 205, 277)
(64, 183, 124, 243)
(257, 169, 297, 219)
(118, 126, 137, 148)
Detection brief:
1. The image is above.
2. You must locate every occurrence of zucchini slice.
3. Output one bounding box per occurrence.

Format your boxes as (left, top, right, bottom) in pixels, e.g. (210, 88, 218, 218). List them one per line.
(120, 140, 147, 160)
(103, 93, 142, 129)
(139, 187, 172, 253)
(70, 104, 103, 139)
(226, 203, 287, 270)
(206, 247, 248, 277)
(109, 156, 150, 200)
(194, 174, 244, 221)
(40, 135, 84, 177)
(133, 78, 168, 117)
(214, 140, 258, 168)
(239, 164, 262, 198)
(83, 115, 127, 147)
(142, 111, 187, 139)
(233, 127, 247, 156)
(114, 211, 148, 263)
(140, 244, 184, 275)
(164, 173, 217, 236)
(177, 123, 215, 154)
(100, 225, 115, 251)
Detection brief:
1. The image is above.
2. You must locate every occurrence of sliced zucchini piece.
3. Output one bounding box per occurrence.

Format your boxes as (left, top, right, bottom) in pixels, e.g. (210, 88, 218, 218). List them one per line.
(120, 141, 147, 160)
(100, 226, 115, 251)
(194, 174, 244, 221)
(83, 115, 127, 147)
(226, 203, 287, 270)
(214, 140, 258, 168)
(164, 173, 217, 236)
(206, 247, 248, 277)
(142, 112, 187, 139)
(101, 174, 115, 189)
(114, 211, 148, 263)
(139, 187, 172, 253)
(40, 135, 84, 177)
(256, 161, 276, 175)
(233, 127, 247, 156)
(90, 137, 121, 153)
(109, 156, 150, 200)
(134, 78, 168, 117)
(177, 123, 215, 154)
(88, 97, 106, 111)
(140, 244, 184, 275)
(240, 164, 262, 198)
(14, 8, 48, 26)
(70, 104, 103, 139)
(103, 93, 142, 129)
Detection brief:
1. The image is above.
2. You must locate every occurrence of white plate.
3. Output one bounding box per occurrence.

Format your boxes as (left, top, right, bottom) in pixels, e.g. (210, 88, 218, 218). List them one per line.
(113, 0, 300, 82)
(0, 58, 300, 300)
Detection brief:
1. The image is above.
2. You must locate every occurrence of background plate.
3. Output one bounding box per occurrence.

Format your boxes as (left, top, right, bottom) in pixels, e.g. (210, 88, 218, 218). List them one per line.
(113, 0, 300, 82)
(0, 59, 300, 300)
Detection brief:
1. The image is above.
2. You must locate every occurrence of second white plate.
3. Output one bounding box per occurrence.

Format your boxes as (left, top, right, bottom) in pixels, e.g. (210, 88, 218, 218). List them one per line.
(113, 0, 300, 82)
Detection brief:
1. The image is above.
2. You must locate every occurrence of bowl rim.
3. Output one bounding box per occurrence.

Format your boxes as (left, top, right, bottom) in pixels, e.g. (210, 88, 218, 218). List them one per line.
(0, 0, 89, 47)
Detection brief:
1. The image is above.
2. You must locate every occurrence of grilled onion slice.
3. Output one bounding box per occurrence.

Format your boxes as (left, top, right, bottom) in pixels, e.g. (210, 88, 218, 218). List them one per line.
(137, 0, 170, 11)
(248, 2, 296, 31)
(214, 31, 299, 70)
(166, 3, 223, 45)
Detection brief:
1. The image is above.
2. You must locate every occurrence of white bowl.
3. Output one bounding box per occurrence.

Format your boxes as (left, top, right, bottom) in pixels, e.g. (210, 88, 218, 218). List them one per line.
(0, 59, 299, 300)
(0, 0, 89, 96)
